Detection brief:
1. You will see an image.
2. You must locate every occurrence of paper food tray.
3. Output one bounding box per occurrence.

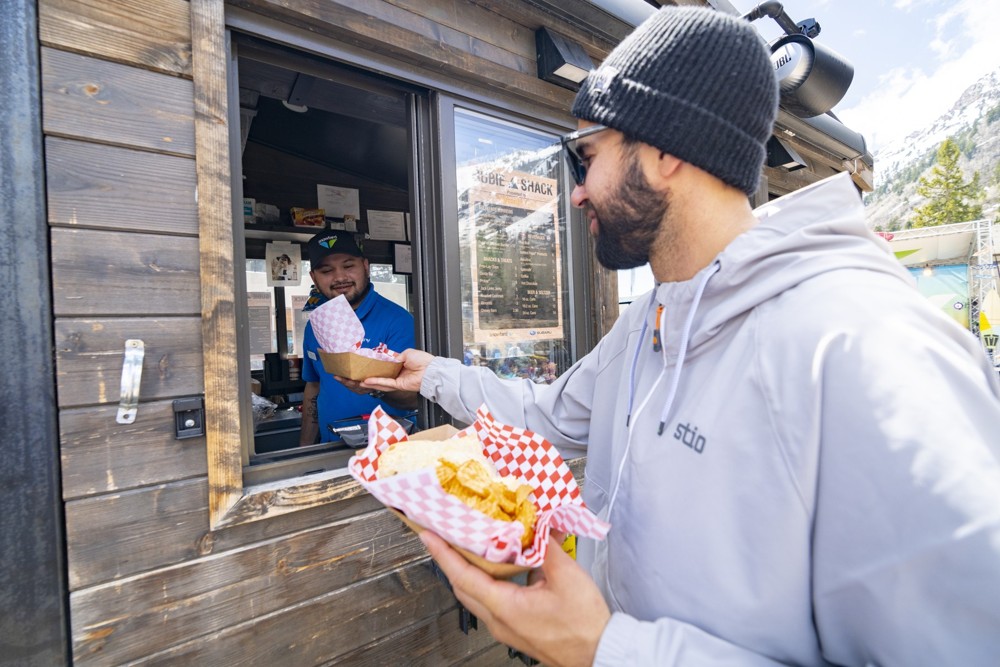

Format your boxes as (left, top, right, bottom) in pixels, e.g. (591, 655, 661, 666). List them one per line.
(348, 406, 610, 578)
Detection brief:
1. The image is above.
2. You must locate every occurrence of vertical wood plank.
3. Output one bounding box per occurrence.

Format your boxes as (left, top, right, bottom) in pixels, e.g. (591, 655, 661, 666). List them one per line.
(190, 0, 243, 526)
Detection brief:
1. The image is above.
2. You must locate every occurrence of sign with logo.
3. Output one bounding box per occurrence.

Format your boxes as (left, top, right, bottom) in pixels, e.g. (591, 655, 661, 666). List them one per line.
(468, 169, 564, 344)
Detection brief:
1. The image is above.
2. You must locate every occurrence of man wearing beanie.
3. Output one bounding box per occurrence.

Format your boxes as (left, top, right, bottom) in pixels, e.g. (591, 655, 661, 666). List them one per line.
(367, 7, 1000, 666)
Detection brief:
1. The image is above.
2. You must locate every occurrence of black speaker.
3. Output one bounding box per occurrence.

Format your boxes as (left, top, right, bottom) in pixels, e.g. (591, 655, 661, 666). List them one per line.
(771, 34, 854, 118)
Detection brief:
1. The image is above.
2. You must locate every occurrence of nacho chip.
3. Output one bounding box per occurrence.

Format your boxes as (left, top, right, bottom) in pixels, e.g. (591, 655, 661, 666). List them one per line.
(437, 459, 537, 548)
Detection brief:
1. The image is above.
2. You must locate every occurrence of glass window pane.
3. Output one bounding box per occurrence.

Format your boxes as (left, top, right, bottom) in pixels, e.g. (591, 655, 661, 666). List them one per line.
(370, 262, 410, 314)
(284, 259, 314, 358)
(454, 108, 571, 384)
(618, 264, 655, 316)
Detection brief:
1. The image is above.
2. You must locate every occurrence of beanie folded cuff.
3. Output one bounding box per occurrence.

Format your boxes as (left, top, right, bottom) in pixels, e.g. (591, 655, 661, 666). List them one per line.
(577, 81, 768, 195)
(569, 6, 779, 197)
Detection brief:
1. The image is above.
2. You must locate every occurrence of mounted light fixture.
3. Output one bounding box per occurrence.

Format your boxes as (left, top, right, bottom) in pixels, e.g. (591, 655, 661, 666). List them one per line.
(743, 2, 854, 118)
(766, 136, 807, 171)
(535, 27, 594, 91)
(284, 72, 313, 113)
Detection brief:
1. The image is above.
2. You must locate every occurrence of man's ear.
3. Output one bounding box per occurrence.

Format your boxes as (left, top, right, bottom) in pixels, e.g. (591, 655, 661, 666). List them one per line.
(656, 150, 683, 181)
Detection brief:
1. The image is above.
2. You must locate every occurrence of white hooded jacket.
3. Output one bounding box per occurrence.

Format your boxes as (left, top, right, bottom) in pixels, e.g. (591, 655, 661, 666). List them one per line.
(420, 173, 1000, 665)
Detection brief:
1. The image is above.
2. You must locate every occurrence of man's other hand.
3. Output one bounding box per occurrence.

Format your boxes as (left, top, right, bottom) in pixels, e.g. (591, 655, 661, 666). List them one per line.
(419, 530, 610, 667)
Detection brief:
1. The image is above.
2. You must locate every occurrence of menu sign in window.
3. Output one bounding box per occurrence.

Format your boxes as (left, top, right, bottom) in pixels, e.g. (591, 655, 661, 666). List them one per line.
(469, 169, 563, 343)
(247, 291, 274, 355)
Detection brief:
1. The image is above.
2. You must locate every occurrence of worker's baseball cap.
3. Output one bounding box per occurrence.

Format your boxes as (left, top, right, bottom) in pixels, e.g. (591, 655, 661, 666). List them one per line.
(306, 231, 365, 265)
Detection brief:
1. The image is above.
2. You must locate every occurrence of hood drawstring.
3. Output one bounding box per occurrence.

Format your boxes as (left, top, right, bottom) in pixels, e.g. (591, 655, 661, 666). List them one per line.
(610, 261, 722, 538)
(625, 291, 657, 427)
(623, 261, 721, 435)
(656, 261, 720, 434)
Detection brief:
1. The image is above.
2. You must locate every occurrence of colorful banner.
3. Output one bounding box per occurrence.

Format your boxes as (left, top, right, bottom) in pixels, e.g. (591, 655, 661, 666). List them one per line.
(907, 264, 969, 329)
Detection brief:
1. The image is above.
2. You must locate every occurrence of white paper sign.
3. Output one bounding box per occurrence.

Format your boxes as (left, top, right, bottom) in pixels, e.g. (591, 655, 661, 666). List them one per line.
(393, 243, 412, 274)
(247, 291, 274, 354)
(317, 184, 360, 221)
(366, 209, 407, 241)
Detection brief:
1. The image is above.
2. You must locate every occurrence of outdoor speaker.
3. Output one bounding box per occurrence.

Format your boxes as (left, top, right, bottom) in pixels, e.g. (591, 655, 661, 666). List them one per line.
(770, 33, 854, 118)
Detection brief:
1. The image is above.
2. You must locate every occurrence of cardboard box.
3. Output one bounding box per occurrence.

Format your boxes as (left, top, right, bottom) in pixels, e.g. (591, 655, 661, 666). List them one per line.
(254, 202, 280, 225)
(389, 508, 529, 579)
(243, 197, 256, 225)
(319, 349, 402, 381)
(408, 424, 459, 441)
(291, 207, 326, 228)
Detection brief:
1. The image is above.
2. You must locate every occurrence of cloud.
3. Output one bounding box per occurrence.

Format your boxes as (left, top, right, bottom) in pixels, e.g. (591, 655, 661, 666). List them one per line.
(928, 37, 952, 59)
(839, 0, 1000, 152)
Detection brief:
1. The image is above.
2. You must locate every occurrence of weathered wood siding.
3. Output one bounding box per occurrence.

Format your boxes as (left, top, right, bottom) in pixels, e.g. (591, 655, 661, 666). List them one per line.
(43, 0, 603, 664)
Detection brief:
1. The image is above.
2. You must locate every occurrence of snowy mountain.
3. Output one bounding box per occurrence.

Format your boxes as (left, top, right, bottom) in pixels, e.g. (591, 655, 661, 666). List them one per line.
(864, 66, 1000, 231)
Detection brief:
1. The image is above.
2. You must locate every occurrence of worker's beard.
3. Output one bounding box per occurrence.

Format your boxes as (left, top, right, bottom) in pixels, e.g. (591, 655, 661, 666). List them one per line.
(590, 153, 668, 271)
(323, 275, 371, 307)
(344, 277, 372, 307)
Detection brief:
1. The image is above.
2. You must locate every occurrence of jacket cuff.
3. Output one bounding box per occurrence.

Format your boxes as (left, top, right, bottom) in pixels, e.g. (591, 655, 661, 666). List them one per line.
(593, 612, 638, 666)
(420, 356, 457, 402)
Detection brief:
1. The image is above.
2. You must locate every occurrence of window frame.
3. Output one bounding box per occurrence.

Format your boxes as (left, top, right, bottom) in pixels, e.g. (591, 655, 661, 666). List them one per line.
(196, 14, 394, 529)
(195, 5, 598, 529)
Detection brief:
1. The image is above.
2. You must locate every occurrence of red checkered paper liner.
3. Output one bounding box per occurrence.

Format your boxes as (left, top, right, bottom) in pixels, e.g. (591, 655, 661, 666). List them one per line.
(349, 405, 610, 568)
(308, 295, 398, 361)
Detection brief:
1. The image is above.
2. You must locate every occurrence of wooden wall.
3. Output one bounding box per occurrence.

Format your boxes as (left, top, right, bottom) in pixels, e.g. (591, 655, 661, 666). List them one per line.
(41, 0, 603, 664)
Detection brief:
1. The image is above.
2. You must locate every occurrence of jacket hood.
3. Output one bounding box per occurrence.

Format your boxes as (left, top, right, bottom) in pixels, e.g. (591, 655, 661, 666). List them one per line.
(653, 173, 914, 357)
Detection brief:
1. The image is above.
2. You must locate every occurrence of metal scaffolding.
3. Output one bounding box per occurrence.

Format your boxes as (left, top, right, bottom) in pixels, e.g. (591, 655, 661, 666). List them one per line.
(969, 219, 1000, 362)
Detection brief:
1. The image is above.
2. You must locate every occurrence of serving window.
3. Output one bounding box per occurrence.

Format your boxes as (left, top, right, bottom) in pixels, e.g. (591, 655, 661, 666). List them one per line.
(194, 25, 428, 526)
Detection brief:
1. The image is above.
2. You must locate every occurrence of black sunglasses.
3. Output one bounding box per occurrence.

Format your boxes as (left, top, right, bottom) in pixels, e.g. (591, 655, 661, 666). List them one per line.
(560, 124, 609, 186)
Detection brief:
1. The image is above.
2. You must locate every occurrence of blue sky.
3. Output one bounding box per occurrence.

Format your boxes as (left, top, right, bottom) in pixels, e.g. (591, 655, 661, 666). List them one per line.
(728, 0, 1000, 153)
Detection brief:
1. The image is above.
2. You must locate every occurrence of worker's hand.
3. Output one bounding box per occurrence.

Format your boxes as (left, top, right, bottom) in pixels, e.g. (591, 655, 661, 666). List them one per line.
(333, 375, 373, 395)
(362, 348, 435, 394)
(420, 531, 610, 667)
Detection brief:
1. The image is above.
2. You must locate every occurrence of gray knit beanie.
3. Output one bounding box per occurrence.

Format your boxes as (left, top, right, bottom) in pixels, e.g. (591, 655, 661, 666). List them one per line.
(572, 7, 778, 196)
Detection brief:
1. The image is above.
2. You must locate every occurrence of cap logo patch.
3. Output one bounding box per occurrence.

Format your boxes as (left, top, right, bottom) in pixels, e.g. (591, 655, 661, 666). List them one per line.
(319, 237, 338, 249)
(590, 66, 618, 95)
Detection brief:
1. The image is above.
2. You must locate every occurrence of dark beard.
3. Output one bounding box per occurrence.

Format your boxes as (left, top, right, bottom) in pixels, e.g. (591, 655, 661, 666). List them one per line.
(347, 279, 372, 307)
(591, 154, 667, 270)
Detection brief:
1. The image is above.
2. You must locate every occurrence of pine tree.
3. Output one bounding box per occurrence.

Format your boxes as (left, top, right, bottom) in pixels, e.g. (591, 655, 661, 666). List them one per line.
(910, 138, 984, 228)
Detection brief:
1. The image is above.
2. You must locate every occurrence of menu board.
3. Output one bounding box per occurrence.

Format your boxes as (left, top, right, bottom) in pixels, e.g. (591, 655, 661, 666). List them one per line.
(469, 169, 563, 343)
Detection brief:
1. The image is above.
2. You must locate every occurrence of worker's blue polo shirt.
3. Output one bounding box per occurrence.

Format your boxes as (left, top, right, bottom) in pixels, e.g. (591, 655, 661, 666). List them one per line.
(302, 287, 415, 441)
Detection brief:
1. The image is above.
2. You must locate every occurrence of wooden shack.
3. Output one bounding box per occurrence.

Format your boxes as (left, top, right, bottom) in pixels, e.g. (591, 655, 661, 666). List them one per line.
(1, 0, 873, 665)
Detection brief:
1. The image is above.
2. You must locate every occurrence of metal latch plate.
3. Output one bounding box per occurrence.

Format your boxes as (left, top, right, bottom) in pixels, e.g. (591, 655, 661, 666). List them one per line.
(116, 339, 144, 424)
